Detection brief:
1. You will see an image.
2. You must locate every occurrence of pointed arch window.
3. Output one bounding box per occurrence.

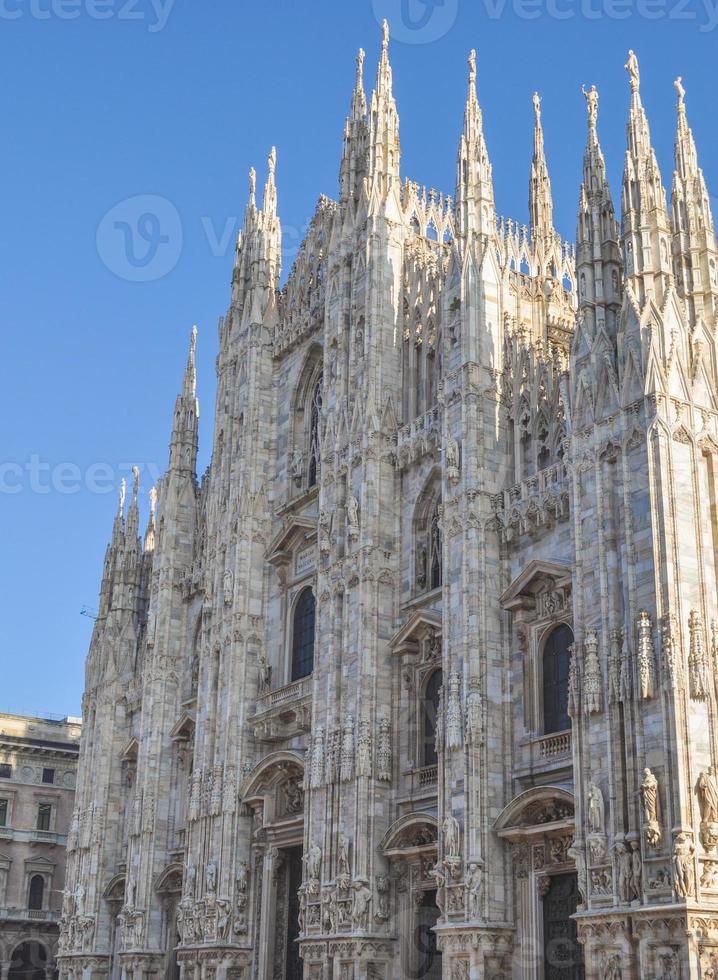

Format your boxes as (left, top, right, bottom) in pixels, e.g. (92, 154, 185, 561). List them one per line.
(542, 624, 573, 734)
(28, 875, 44, 911)
(422, 669, 443, 767)
(307, 377, 323, 488)
(291, 588, 316, 682)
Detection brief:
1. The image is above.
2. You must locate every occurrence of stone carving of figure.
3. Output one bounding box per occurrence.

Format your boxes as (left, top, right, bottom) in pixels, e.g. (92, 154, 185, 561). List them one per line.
(583, 630, 602, 714)
(351, 879, 372, 931)
(672, 833, 696, 898)
(340, 718, 355, 782)
(587, 784, 603, 835)
(697, 768, 718, 824)
(430, 863, 446, 915)
(338, 835, 351, 877)
(347, 494, 360, 538)
(223, 569, 233, 606)
(185, 864, 196, 898)
(216, 899, 231, 940)
(305, 844, 322, 883)
(375, 875, 390, 920)
(625, 49, 640, 90)
(289, 449, 304, 485)
(629, 839, 642, 899)
(74, 882, 85, 916)
(465, 862, 482, 919)
(206, 862, 216, 895)
(443, 814, 461, 858)
(465, 681, 482, 747)
(318, 510, 331, 555)
(674, 76, 685, 103)
(641, 768, 662, 847)
(603, 954, 622, 980)
(615, 841, 633, 904)
(446, 436, 460, 483)
(235, 862, 248, 893)
(126, 877, 136, 908)
(257, 654, 272, 695)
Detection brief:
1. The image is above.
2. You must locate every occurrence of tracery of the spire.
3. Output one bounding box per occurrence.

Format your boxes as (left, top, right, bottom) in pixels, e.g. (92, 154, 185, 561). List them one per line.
(671, 76, 718, 322)
(368, 19, 400, 187)
(125, 465, 140, 540)
(529, 92, 554, 243)
(169, 326, 200, 475)
(620, 50, 672, 306)
(456, 49, 495, 238)
(578, 85, 616, 231)
(352, 47, 367, 120)
(263, 146, 277, 217)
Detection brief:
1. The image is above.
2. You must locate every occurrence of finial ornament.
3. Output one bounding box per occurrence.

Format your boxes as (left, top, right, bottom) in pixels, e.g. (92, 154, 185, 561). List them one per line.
(132, 465, 140, 499)
(267, 147, 276, 177)
(118, 478, 126, 515)
(674, 75, 685, 106)
(468, 49, 477, 83)
(382, 18, 389, 51)
(582, 84, 598, 129)
(625, 49, 640, 91)
(190, 324, 197, 351)
(356, 47, 365, 81)
(149, 486, 157, 520)
(248, 167, 256, 199)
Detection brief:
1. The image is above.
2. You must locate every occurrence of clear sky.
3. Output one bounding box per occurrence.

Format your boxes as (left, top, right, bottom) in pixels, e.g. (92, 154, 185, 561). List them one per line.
(2, 0, 716, 717)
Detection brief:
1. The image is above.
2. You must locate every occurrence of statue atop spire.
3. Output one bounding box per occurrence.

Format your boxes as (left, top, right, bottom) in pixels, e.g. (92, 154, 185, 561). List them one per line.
(248, 166, 256, 208)
(382, 17, 389, 52)
(674, 75, 686, 108)
(263, 147, 278, 217)
(367, 18, 400, 188)
(532, 91, 541, 123)
(625, 49, 640, 92)
(456, 46, 494, 238)
(132, 465, 140, 501)
(582, 84, 598, 133)
(468, 48, 476, 85)
(118, 478, 126, 516)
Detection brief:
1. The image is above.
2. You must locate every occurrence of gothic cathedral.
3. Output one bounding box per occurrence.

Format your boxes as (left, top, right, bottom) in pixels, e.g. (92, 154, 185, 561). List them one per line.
(58, 23, 718, 980)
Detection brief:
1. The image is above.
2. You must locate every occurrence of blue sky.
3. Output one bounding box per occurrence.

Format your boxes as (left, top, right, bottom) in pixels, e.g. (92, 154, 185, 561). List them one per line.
(2, 0, 716, 717)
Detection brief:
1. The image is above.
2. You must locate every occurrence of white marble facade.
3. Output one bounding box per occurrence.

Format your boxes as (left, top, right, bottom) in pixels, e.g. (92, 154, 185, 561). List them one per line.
(59, 26, 718, 980)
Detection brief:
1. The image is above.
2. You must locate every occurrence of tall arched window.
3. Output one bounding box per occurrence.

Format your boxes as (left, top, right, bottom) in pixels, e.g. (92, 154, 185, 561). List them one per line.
(422, 669, 443, 767)
(291, 588, 316, 682)
(28, 875, 44, 911)
(542, 624, 573, 734)
(307, 378, 323, 488)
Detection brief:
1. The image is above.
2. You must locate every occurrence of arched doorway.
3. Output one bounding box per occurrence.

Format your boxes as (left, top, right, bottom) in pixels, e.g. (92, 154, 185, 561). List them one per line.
(9, 942, 48, 980)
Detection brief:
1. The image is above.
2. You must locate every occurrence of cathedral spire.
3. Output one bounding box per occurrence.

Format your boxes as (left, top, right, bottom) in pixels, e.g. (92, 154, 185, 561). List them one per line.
(455, 49, 495, 238)
(575, 85, 622, 349)
(168, 326, 199, 476)
(671, 77, 718, 325)
(529, 92, 554, 243)
(368, 20, 400, 189)
(340, 48, 369, 207)
(352, 47, 367, 120)
(143, 486, 157, 554)
(621, 50, 672, 307)
(263, 147, 277, 218)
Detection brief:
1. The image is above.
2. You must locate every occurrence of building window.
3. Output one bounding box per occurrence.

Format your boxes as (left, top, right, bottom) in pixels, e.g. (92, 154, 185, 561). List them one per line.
(291, 588, 316, 682)
(0, 800, 7, 827)
(422, 669, 443, 768)
(0, 765, 11, 779)
(542, 624, 573, 735)
(416, 488, 442, 594)
(428, 504, 442, 590)
(41, 769, 55, 785)
(307, 377, 323, 488)
(28, 875, 44, 911)
(36, 804, 52, 832)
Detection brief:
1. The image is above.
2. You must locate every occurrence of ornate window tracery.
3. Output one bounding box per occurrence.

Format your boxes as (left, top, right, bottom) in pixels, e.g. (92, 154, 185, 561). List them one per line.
(422, 669, 443, 768)
(307, 377, 323, 488)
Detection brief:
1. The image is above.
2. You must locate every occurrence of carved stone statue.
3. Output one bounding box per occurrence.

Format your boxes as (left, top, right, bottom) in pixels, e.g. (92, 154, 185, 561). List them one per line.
(289, 449, 304, 485)
(587, 784, 604, 835)
(640, 767, 661, 849)
(257, 654, 272, 695)
(697, 768, 718, 824)
(223, 569, 234, 606)
(305, 843, 322, 884)
(465, 862, 482, 919)
(614, 841, 633, 904)
(672, 833, 696, 898)
(629, 839, 642, 899)
(347, 494, 360, 538)
(625, 49, 640, 90)
(581, 83, 598, 128)
(351, 879, 372, 931)
(443, 814, 461, 858)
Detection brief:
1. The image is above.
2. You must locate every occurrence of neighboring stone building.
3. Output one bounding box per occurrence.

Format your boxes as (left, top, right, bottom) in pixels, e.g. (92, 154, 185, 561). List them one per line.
(59, 23, 718, 980)
(0, 714, 81, 980)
